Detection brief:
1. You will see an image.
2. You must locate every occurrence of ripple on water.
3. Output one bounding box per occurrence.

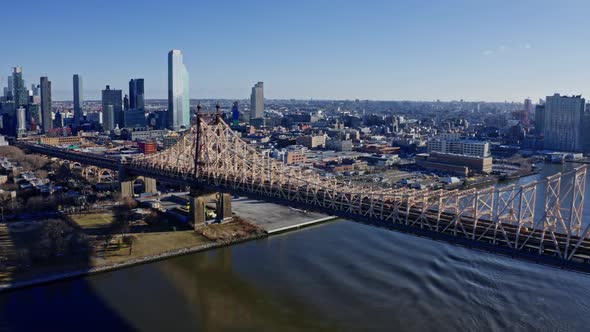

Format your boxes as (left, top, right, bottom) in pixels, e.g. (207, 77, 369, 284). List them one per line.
(247, 221, 590, 332)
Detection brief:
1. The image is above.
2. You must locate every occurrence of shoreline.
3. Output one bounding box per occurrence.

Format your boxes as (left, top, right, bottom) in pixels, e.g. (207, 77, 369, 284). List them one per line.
(0, 215, 338, 293)
(267, 216, 339, 234)
(0, 233, 267, 293)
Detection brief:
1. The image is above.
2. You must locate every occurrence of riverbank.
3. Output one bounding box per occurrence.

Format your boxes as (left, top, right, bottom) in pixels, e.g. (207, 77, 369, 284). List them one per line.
(0, 231, 267, 293)
(0, 202, 339, 293)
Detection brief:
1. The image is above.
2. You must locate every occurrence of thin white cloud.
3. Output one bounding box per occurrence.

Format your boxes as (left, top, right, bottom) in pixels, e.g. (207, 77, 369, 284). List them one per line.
(482, 42, 532, 56)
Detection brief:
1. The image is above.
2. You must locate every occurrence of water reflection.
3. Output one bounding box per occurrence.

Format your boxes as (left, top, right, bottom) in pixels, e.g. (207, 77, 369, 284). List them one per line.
(2, 162, 590, 331)
(2, 220, 590, 331)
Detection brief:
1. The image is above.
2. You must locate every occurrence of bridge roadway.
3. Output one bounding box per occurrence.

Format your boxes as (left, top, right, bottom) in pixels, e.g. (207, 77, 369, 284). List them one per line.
(135, 165, 590, 272)
(20, 142, 590, 273)
(22, 143, 119, 171)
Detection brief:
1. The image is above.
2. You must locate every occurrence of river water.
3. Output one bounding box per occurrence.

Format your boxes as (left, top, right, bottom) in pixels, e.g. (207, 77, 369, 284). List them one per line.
(1, 163, 589, 331)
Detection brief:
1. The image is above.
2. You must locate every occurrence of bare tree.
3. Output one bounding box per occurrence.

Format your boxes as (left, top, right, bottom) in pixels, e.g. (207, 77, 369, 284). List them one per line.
(122, 235, 137, 255)
(0, 146, 25, 161)
(34, 169, 48, 179)
(121, 196, 138, 209)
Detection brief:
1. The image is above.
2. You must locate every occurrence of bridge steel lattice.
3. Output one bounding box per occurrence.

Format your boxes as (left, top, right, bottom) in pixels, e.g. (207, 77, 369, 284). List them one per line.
(128, 115, 590, 268)
(19, 115, 590, 271)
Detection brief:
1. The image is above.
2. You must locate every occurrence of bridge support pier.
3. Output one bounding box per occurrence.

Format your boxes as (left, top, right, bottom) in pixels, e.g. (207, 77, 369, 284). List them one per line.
(190, 191, 232, 229)
(121, 180, 134, 198)
(119, 176, 157, 198)
(144, 177, 157, 194)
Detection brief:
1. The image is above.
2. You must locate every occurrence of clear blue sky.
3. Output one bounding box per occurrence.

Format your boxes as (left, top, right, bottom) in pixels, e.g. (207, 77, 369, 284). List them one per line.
(2, 0, 590, 102)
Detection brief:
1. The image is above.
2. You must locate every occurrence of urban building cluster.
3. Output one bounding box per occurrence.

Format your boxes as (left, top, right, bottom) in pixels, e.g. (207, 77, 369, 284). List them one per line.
(2, 49, 589, 193)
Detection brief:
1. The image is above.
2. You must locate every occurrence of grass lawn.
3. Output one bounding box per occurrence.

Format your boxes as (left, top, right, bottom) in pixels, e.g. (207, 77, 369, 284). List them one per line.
(69, 212, 114, 230)
(0, 216, 262, 286)
(95, 230, 211, 265)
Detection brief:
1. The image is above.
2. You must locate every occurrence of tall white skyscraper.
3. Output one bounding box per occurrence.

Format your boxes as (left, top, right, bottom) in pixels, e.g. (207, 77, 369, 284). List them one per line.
(250, 82, 264, 120)
(17, 106, 26, 133)
(167, 50, 190, 129)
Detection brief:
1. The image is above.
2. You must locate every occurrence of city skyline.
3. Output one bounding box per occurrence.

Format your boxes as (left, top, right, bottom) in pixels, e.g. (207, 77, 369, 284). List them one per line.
(2, 0, 590, 102)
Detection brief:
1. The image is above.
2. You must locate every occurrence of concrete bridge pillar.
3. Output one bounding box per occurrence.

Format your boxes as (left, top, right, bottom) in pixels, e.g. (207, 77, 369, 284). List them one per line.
(119, 175, 157, 198)
(190, 195, 206, 228)
(121, 180, 134, 198)
(217, 193, 232, 222)
(143, 177, 157, 194)
(190, 190, 233, 229)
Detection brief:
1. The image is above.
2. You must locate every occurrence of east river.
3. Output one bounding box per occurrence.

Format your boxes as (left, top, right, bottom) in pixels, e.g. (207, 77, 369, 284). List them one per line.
(1, 163, 589, 331)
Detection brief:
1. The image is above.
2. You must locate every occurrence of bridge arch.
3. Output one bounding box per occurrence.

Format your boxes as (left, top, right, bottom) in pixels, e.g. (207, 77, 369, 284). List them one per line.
(81, 166, 98, 180)
(132, 177, 146, 196)
(98, 169, 115, 182)
(190, 191, 232, 227)
(70, 161, 82, 170)
(120, 176, 157, 198)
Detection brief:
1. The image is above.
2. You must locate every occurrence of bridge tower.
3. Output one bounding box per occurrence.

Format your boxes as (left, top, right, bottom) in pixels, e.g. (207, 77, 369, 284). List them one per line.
(189, 102, 233, 228)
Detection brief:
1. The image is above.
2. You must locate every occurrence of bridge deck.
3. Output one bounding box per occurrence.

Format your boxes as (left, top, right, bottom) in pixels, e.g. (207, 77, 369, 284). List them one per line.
(18, 127, 590, 273)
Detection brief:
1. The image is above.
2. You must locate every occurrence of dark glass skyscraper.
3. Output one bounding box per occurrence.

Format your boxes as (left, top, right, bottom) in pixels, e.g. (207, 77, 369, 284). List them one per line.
(232, 101, 240, 126)
(26, 104, 40, 130)
(40, 76, 52, 133)
(101, 85, 123, 128)
(129, 79, 145, 110)
(12, 67, 28, 107)
(123, 108, 146, 128)
(73, 74, 83, 129)
(4, 76, 13, 99)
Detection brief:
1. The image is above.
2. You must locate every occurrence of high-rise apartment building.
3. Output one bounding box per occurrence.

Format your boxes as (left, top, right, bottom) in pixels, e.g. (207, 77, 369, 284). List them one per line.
(250, 82, 264, 120)
(54, 111, 64, 128)
(101, 85, 123, 128)
(524, 98, 533, 114)
(73, 74, 83, 128)
(27, 104, 40, 130)
(129, 78, 145, 110)
(103, 105, 115, 131)
(40, 76, 52, 133)
(12, 67, 28, 107)
(535, 104, 545, 136)
(543, 93, 585, 152)
(4, 76, 13, 98)
(583, 104, 590, 154)
(167, 50, 190, 129)
(31, 84, 39, 97)
(16, 106, 26, 133)
(231, 101, 240, 126)
(123, 108, 146, 128)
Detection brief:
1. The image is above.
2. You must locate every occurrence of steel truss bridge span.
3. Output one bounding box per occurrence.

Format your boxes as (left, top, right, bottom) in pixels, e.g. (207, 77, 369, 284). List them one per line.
(22, 115, 590, 272)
